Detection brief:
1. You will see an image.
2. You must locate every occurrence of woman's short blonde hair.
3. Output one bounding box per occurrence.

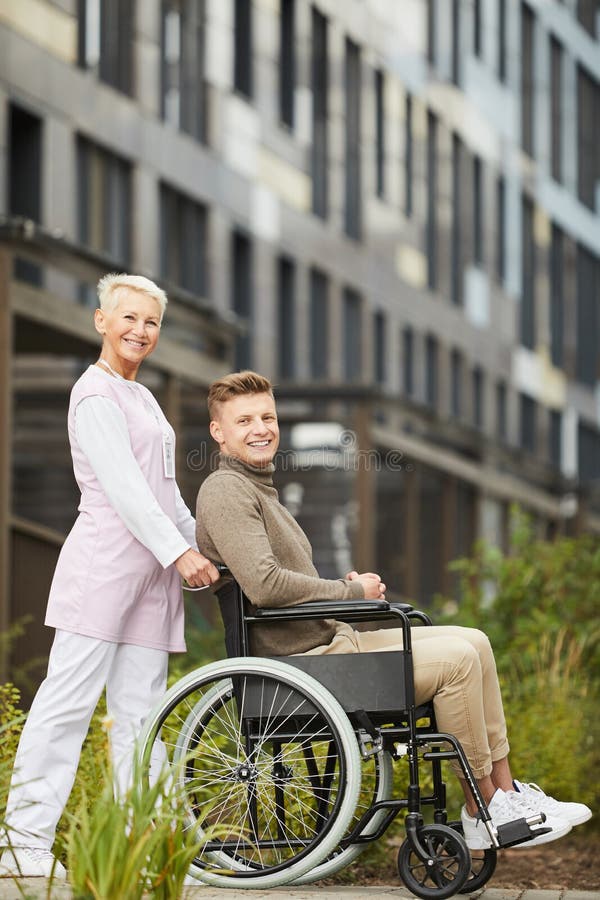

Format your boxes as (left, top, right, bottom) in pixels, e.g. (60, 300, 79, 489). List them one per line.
(97, 273, 168, 321)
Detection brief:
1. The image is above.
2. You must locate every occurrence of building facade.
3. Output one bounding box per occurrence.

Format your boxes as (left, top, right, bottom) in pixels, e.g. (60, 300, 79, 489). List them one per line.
(0, 0, 599, 680)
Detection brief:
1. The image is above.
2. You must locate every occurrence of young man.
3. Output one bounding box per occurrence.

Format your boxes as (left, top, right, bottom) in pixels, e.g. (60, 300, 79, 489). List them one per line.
(196, 370, 591, 851)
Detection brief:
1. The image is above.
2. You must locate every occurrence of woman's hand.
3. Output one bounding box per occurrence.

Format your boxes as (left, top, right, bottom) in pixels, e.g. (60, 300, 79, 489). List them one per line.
(346, 570, 386, 600)
(175, 549, 220, 587)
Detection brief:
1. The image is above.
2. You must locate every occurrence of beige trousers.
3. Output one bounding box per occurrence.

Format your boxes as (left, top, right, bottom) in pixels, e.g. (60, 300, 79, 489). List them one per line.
(305, 623, 510, 779)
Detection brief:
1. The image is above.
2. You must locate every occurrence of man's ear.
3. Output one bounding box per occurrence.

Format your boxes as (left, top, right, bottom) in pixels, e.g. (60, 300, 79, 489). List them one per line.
(209, 419, 223, 444)
(94, 308, 106, 335)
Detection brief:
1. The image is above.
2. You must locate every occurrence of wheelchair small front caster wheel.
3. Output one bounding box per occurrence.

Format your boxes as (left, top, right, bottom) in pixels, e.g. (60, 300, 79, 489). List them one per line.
(458, 847, 497, 893)
(397, 824, 471, 899)
(448, 820, 497, 893)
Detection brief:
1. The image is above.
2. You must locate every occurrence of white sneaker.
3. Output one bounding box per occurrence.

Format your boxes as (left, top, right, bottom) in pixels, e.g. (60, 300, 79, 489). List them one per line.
(461, 787, 572, 850)
(513, 780, 592, 827)
(0, 846, 67, 878)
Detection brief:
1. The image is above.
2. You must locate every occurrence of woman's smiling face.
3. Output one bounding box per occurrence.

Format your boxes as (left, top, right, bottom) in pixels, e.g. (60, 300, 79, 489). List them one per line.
(94, 289, 162, 378)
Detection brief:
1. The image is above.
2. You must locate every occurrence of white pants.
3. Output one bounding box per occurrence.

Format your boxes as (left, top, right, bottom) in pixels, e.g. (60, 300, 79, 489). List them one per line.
(4, 630, 169, 850)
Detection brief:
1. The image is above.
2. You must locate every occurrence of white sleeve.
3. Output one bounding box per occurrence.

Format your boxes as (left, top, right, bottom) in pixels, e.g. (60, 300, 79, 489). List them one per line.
(174, 485, 198, 550)
(75, 395, 191, 569)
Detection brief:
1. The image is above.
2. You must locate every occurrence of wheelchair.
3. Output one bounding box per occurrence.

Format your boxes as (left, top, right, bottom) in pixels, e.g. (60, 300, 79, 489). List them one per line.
(139, 571, 547, 897)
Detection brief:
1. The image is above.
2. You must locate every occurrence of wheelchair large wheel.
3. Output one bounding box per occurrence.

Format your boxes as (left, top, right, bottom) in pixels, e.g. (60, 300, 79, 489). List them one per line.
(139, 657, 362, 889)
(291, 747, 394, 884)
(397, 824, 471, 899)
(171, 683, 392, 885)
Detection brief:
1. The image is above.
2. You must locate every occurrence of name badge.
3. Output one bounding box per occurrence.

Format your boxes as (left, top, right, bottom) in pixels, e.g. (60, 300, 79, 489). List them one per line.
(163, 434, 175, 478)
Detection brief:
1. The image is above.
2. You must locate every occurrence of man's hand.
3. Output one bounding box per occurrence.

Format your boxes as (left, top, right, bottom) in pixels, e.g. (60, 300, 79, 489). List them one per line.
(346, 570, 386, 600)
(175, 549, 220, 587)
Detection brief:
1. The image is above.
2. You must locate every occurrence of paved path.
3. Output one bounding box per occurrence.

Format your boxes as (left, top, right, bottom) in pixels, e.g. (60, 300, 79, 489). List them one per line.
(0, 881, 597, 899)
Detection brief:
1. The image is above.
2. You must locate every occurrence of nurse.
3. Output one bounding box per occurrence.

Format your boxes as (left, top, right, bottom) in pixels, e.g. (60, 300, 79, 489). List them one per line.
(0, 273, 219, 878)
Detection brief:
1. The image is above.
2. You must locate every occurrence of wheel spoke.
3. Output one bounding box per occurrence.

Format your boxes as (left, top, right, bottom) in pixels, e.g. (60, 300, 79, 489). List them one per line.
(140, 664, 360, 884)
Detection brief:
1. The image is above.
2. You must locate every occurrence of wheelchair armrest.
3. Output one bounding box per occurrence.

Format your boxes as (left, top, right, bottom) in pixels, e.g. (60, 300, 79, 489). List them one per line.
(252, 599, 390, 620)
(390, 601, 414, 613)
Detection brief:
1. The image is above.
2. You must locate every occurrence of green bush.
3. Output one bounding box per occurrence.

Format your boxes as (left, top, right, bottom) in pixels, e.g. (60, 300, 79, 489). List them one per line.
(66, 744, 203, 900)
(434, 510, 600, 824)
(0, 684, 25, 816)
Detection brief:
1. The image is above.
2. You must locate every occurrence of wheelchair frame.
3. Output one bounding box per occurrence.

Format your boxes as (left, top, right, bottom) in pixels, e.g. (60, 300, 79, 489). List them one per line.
(139, 572, 546, 897)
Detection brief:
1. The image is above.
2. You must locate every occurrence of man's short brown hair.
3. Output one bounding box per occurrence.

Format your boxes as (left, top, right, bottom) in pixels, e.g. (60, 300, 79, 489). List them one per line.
(207, 371, 274, 420)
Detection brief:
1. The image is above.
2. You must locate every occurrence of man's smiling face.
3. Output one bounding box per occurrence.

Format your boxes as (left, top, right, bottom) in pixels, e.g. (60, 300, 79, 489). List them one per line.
(209, 392, 280, 468)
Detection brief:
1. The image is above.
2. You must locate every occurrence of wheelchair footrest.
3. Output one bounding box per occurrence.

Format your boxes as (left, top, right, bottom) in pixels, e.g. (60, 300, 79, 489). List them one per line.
(496, 813, 548, 848)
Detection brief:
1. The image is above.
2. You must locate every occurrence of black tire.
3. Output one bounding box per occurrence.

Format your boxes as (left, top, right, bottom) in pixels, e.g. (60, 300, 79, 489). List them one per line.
(397, 824, 471, 900)
(447, 820, 497, 893)
(458, 847, 497, 893)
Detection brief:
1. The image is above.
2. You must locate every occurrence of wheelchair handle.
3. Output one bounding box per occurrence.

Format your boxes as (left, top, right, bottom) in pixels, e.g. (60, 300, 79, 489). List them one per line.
(181, 562, 231, 591)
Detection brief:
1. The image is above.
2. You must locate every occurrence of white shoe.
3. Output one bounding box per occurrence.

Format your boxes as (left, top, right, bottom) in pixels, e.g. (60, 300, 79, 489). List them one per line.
(513, 780, 592, 827)
(461, 787, 572, 850)
(0, 846, 67, 878)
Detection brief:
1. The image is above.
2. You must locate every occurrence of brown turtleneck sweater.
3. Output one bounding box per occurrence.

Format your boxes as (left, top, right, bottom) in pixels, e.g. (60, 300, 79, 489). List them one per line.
(195, 455, 365, 656)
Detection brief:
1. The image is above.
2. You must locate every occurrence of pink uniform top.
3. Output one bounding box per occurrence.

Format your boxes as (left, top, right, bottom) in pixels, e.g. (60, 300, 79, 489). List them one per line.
(45, 365, 191, 652)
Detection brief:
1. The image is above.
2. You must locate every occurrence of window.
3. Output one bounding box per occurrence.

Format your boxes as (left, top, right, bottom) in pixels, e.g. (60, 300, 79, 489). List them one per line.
(496, 380, 507, 441)
(521, 3, 535, 156)
(549, 409, 562, 470)
(160, 184, 208, 297)
(496, 175, 506, 283)
(450, 134, 462, 305)
(550, 37, 562, 183)
(9, 104, 42, 285)
(311, 7, 329, 219)
(497, 0, 507, 82)
(473, 156, 484, 266)
(425, 334, 438, 409)
(578, 421, 600, 483)
(373, 311, 386, 385)
(472, 365, 484, 430)
(234, 0, 253, 98)
(77, 136, 131, 266)
(426, 0, 435, 65)
(78, 0, 133, 95)
(231, 230, 253, 369)
(577, 0, 598, 38)
(576, 244, 599, 388)
(277, 256, 296, 379)
(160, 0, 207, 142)
(402, 326, 414, 397)
(343, 288, 362, 381)
(473, 0, 482, 57)
(375, 69, 385, 198)
(344, 38, 362, 240)
(450, 348, 463, 418)
(451, 0, 460, 85)
(519, 393, 537, 453)
(279, 0, 295, 128)
(309, 268, 329, 379)
(404, 94, 413, 217)
(426, 111, 438, 290)
(577, 65, 600, 211)
(549, 224, 564, 368)
(521, 195, 536, 349)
